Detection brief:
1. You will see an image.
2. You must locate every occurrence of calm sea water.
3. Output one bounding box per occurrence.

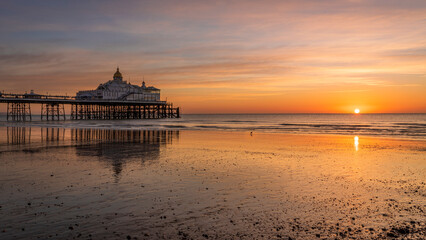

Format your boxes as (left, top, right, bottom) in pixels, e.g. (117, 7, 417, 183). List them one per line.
(0, 113, 425, 139)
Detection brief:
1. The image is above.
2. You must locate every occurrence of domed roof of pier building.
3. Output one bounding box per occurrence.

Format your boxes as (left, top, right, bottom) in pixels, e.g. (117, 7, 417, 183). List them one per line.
(113, 67, 123, 80)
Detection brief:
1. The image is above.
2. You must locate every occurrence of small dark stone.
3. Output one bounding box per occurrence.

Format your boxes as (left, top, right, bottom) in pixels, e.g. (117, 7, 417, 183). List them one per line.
(68, 226, 73, 230)
(395, 227, 410, 234)
(202, 233, 209, 239)
(126, 235, 131, 240)
(387, 232, 397, 238)
(50, 174, 54, 177)
(27, 203, 31, 206)
(316, 234, 320, 238)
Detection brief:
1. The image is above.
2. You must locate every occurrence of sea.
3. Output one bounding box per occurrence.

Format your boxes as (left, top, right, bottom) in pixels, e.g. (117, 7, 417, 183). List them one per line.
(0, 113, 425, 140)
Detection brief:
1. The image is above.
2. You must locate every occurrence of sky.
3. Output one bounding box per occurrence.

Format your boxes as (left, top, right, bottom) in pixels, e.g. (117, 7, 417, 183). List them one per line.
(0, 0, 425, 113)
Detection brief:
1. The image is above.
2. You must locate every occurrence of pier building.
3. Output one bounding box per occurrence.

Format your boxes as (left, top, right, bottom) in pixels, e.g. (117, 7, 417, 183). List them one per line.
(76, 68, 160, 101)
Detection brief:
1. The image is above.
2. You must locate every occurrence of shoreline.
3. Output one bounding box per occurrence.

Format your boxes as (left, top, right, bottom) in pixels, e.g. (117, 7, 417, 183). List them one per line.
(0, 113, 424, 141)
(0, 123, 425, 142)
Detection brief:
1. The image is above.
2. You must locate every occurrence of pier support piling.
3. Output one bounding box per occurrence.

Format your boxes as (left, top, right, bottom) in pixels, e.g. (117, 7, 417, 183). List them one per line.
(69, 103, 179, 120)
(3, 98, 179, 122)
(41, 103, 65, 121)
(6, 102, 31, 121)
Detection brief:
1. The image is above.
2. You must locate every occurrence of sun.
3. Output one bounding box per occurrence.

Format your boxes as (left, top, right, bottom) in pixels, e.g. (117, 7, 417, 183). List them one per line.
(354, 108, 360, 114)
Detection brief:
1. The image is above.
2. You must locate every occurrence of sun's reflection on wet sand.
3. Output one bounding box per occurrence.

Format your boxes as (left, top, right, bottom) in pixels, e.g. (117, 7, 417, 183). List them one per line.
(354, 136, 359, 151)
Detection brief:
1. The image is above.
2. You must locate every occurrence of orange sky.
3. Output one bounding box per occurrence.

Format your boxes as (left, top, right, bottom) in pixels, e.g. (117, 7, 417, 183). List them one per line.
(0, 0, 425, 113)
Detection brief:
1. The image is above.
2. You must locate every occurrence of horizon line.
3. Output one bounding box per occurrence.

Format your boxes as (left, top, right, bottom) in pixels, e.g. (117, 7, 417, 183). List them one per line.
(0, 112, 425, 115)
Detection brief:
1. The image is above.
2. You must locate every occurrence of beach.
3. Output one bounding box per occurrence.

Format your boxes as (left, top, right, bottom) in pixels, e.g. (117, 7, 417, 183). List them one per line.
(0, 126, 425, 239)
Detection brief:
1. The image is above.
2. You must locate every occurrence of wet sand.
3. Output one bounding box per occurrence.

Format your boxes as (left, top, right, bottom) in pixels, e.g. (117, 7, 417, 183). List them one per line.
(0, 127, 425, 239)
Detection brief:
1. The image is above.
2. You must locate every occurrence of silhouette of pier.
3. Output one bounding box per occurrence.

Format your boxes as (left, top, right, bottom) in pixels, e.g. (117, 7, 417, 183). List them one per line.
(0, 92, 180, 121)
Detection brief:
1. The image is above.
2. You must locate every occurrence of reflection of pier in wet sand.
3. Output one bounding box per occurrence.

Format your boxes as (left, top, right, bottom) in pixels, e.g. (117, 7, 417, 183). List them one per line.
(3, 127, 179, 180)
(70, 128, 178, 145)
(6, 127, 31, 144)
(71, 128, 179, 180)
(5, 127, 179, 145)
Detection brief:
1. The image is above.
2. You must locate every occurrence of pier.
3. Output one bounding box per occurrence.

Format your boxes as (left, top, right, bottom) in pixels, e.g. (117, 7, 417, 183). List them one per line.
(0, 93, 180, 121)
(1, 68, 180, 121)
